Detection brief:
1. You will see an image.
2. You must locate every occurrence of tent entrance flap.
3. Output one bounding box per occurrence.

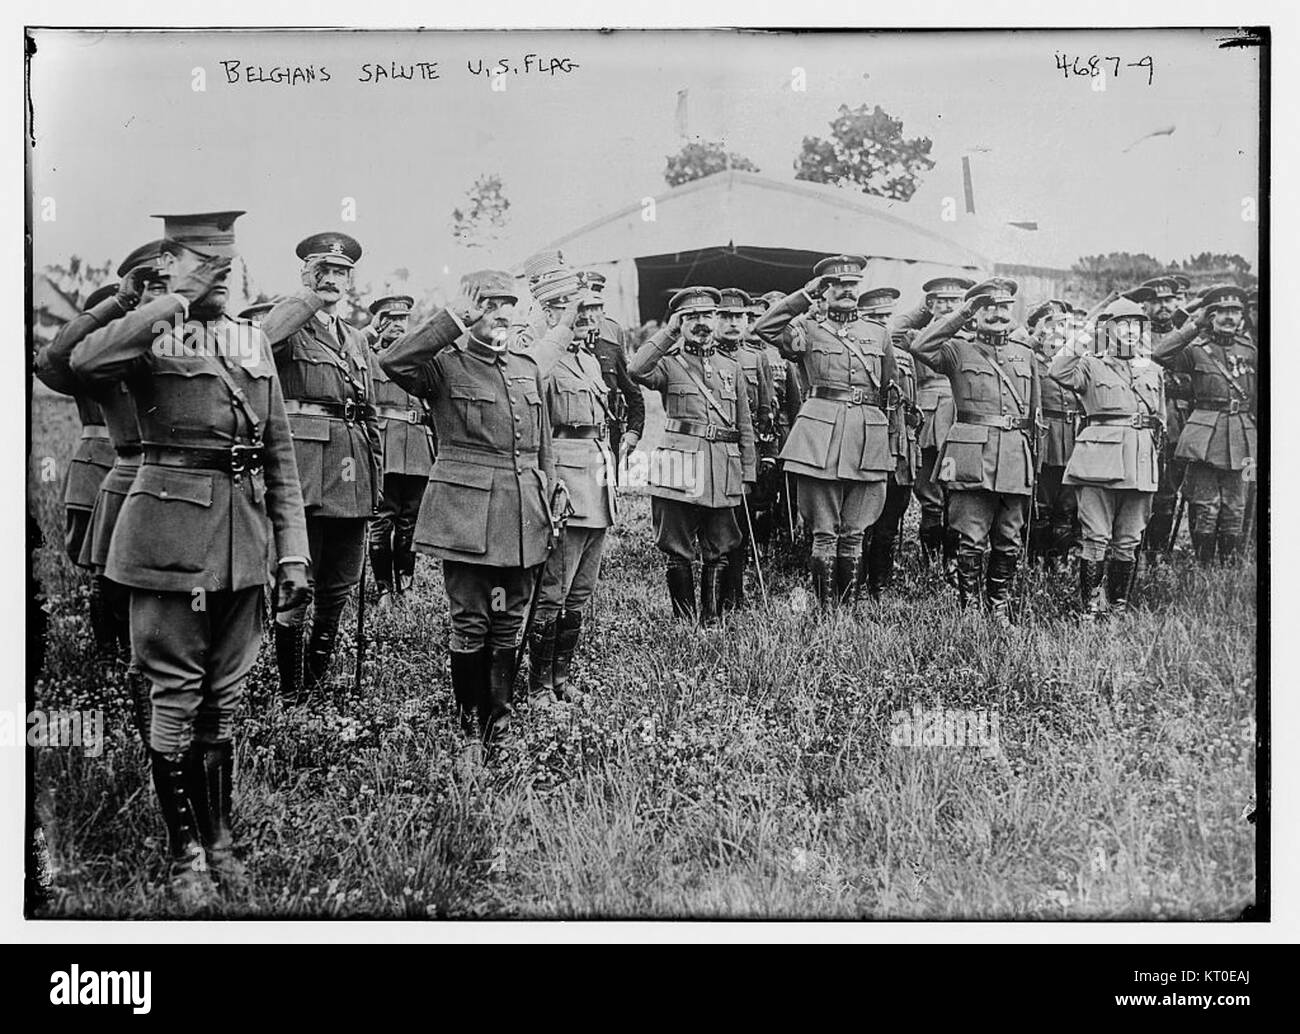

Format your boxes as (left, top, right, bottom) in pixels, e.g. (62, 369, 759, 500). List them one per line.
(634, 246, 822, 324)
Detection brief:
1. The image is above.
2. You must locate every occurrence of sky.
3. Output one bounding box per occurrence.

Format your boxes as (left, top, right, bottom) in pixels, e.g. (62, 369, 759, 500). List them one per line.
(27, 27, 1261, 299)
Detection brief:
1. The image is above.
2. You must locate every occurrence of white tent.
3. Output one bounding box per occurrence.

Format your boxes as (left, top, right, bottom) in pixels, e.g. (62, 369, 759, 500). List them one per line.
(516, 170, 993, 326)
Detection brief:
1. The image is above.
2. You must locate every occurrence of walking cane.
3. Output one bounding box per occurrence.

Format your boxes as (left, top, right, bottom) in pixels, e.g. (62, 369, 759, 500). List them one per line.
(741, 492, 768, 604)
(354, 558, 367, 696)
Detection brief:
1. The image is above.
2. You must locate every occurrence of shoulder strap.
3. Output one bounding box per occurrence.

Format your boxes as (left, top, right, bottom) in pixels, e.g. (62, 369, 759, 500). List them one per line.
(193, 328, 262, 441)
(835, 330, 882, 392)
(559, 350, 611, 420)
(671, 354, 734, 428)
(975, 345, 1028, 415)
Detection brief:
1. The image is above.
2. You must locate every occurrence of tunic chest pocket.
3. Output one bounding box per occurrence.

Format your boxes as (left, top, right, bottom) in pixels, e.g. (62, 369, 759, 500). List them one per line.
(448, 381, 496, 443)
(558, 384, 596, 427)
(1093, 377, 1127, 411)
(809, 341, 846, 382)
(519, 384, 543, 445)
(959, 362, 998, 403)
(666, 384, 698, 420)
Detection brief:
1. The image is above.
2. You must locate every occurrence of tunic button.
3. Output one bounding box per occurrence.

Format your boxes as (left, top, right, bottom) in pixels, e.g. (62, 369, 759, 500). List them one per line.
(516, 467, 523, 475)
(515, 432, 521, 440)
(160, 490, 168, 498)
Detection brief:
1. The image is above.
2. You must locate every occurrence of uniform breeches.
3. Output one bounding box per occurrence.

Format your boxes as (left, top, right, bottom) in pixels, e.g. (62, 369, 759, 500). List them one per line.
(371, 473, 426, 578)
(1074, 486, 1153, 562)
(131, 587, 263, 753)
(278, 516, 367, 631)
(948, 491, 1029, 559)
(443, 560, 532, 652)
(535, 526, 607, 623)
(913, 447, 945, 532)
(796, 474, 886, 558)
(1182, 463, 1248, 537)
(651, 497, 740, 565)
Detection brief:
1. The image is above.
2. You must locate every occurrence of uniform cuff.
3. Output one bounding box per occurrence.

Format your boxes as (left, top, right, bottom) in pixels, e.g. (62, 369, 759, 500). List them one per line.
(446, 307, 470, 336)
(277, 555, 309, 566)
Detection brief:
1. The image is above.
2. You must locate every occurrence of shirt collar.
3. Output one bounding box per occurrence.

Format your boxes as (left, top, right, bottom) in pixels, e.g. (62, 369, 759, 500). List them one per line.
(464, 333, 505, 364)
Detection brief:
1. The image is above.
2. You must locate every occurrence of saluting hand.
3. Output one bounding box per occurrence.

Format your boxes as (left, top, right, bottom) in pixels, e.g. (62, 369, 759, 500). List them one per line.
(300, 255, 334, 294)
(450, 284, 486, 325)
(171, 256, 232, 303)
(802, 276, 825, 299)
(114, 266, 153, 311)
(275, 561, 312, 613)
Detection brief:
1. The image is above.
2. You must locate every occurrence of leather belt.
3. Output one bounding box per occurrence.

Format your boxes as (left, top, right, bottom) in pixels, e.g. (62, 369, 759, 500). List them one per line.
(810, 385, 882, 408)
(285, 398, 371, 422)
(957, 411, 1031, 431)
(115, 445, 143, 459)
(80, 424, 110, 439)
(664, 418, 741, 443)
(1086, 413, 1161, 430)
(142, 443, 265, 474)
(554, 425, 605, 440)
(375, 404, 423, 424)
(1041, 407, 1077, 420)
(1195, 398, 1246, 415)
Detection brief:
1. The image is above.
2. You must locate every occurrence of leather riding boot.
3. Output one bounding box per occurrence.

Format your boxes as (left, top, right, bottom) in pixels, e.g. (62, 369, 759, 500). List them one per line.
(1216, 532, 1241, 563)
(942, 528, 960, 587)
(1107, 558, 1136, 614)
(955, 553, 983, 610)
(273, 623, 306, 701)
(810, 556, 835, 609)
(1079, 559, 1106, 618)
(553, 609, 585, 703)
(1192, 531, 1217, 564)
(369, 542, 395, 609)
(722, 546, 746, 611)
(918, 524, 943, 566)
(855, 549, 872, 603)
(1145, 510, 1172, 554)
(394, 526, 417, 591)
(867, 529, 896, 597)
(699, 560, 725, 626)
(305, 623, 339, 695)
(985, 551, 1017, 623)
(484, 647, 517, 746)
(527, 615, 558, 708)
(88, 575, 118, 656)
(449, 649, 487, 749)
(186, 741, 247, 891)
(149, 749, 214, 908)
(834, 556, 858, 606)
(666, 565, 696, 620)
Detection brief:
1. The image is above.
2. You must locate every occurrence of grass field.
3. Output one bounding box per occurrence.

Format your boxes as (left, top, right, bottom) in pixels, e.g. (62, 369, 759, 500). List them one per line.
(27, 389, 1259, 919)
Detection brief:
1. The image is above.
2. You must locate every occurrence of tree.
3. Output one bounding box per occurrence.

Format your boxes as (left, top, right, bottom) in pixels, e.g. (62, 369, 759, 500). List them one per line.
(793, 103, 935, 201)
(451, 173, 511, 249)
(1071, 252, 1167, 297)
(664, 140, 759, 188)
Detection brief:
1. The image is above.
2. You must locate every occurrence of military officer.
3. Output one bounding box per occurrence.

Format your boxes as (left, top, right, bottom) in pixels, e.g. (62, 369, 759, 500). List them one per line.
(582, 271, 645, 478)
(1026, 299, 1080, 564)
(1049, 298, 1165, 615)
(857, 286, 918, 597)
(522, 270, 618, 707)
(1126, 276, 1196, 555)
(910, 278, 1039, 619)
(69, 211, 312, 904)
(629, 287, 757, 623)
(261, 233, 382, 698)
(1151, 284, 1257, 562)
(381, 270, 556, 759)
(891, 277, 976, 574)
(34, 289, 120, 648)
(364, 294, 435, 608)
(713, 287, 773, 610)
(754, 256, 898, 606)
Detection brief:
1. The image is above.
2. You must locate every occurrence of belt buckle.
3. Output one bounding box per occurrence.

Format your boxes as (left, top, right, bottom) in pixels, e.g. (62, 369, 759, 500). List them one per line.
(408, 408, 419, 423)
(1000, 414, 1014, 431)
(229, 446, 247, 475)
(1130, 412, 1144, 429)
(851, 387, 867, 405)
(343, 398, 357, 423)
(1227, 399, 1240, 416)
(703, 424, 718, 441)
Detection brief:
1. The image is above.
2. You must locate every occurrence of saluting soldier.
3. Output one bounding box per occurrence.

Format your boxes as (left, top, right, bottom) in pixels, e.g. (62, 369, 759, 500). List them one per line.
(891, 277, 975, 575)
(522, 270, 618, 707)
(715, 287, 773, 610)
(34, 288, 122, 649)
(629, 287, 757, 624)
(910, 278, 1039, 619)
(261, 233, 382, 698)
(1026, 299, 1080, 565)
(754, 256, 897, 606)
(364, 294, 436, 608)
(69, 212, 312, 905)
(1151, 284, 1257, 562)
(380, 271, 556, 761)
(857, 286, 918, 597)
(1050, 298, 1165, 615)
(1129, 276, 1196, 555)
(582, 271, 645, 478)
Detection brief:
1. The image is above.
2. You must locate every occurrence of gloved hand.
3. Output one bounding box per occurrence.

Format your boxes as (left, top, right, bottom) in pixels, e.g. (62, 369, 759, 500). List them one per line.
(275, 561, 312, 613)
(171, 256, 232, 304)
(114, 266, 155, 311)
